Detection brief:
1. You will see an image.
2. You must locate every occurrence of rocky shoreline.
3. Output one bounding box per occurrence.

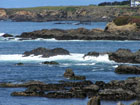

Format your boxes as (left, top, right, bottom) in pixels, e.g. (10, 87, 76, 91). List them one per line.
(2, 19, 139, 41)
(1, 6, 140, 22)
(0, 47, 140, 104)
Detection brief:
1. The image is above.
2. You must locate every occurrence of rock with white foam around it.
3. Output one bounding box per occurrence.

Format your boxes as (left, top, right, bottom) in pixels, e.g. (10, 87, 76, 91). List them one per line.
(23, 47, 70, 57)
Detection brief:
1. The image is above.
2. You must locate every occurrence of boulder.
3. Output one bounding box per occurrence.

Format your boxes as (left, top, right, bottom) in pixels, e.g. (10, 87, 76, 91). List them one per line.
(109, 48, 135, 63)
(115, 65, 140, 74)
(83, 52, 100, 58)
(99, 88, 136, 100)
(63, 68, 86, 80)
(87, 96, 100, 105)
(64, 68, 75, 78)
(2, 33, 13, 37)
(42, 61, 59, 65)
(84, 84, 100, 97)
(23, 47, 70, 57)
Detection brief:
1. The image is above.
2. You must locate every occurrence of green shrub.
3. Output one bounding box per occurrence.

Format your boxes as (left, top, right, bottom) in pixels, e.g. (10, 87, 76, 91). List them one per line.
(113, 16, 140, 27)
(113, 16, 130, 26)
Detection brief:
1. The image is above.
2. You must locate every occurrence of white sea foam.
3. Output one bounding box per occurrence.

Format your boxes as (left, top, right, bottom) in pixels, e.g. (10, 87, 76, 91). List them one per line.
(0, 53, 114, 64)
(113, 65, 118, 68)
(0, 33, 5, 36)
(84, 54, 114, 63)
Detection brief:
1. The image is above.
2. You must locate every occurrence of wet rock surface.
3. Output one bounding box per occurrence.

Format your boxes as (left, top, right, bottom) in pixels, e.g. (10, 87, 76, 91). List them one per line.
(2, 33, 13, 37)
(84, 48, 140, 63)
(109, 48, 140, 63)
(115, 65, 140, 74)
(87, 96, 101, 105)
(64, 69, 86, 80)
(1, 77, 140, 100)
(17, 27, 140, 40)
(23, 47, 70, 57)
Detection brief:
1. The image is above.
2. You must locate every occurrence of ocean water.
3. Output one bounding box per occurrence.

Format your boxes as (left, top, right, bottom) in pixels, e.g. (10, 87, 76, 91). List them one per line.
(0, 21, 139, 105)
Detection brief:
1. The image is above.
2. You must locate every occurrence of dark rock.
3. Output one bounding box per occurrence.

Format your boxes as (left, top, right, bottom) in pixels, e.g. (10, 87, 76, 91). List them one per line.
(15, 62, 24, 66)
(42, 61, 59, 65)
(84, 84, 100, 97)
(109, 48, 135, 63)
(70, 75, 86, 80)
(87, 96, 100, 105)
(46, 91, 87, 98)
(23, 47, 70, 57)
(115, 65, 140, 74)
(64, 68, 86, 80)
(99, 88, 136, 100)
(83, 52, 100, 58)
(64, 68, 75, 78)
(0, 80, 45, 88)
(2, 33, 13, 37)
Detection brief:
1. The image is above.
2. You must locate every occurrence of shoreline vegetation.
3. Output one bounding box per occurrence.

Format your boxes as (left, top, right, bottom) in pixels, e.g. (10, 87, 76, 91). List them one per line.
(1, 5, 140, 22)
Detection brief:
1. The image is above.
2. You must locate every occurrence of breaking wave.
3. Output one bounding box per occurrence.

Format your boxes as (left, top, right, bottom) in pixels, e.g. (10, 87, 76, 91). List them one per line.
(0, 53, 114, 65)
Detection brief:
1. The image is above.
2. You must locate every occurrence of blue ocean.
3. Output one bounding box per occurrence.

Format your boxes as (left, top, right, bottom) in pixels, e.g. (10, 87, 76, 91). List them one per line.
(0, 21, 138, 105)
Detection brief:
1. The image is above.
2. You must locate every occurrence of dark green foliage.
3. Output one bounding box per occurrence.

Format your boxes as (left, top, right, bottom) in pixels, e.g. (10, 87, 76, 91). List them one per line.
(98, 0, 130, 6)
(113, 16, 140, 27)
(113, 16, 130, 26)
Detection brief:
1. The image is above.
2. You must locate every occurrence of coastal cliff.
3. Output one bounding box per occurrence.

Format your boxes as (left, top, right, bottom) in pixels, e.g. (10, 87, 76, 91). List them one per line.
(1, 6, 140, 22)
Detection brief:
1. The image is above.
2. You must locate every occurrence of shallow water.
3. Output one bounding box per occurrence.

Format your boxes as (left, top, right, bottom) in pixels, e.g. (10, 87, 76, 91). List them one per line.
(0, 21, 138, 105)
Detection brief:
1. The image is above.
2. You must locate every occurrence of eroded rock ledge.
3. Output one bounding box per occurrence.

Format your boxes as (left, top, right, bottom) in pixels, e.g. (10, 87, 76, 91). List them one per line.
(1, 76, 140, 100)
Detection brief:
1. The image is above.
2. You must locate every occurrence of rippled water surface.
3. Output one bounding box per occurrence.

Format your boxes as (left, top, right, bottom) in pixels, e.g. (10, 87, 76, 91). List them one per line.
(0, 21, 138, 105)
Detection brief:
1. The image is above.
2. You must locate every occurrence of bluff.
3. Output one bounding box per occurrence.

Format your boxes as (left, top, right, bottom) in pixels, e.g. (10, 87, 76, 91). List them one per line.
(1, 6, 140, 22)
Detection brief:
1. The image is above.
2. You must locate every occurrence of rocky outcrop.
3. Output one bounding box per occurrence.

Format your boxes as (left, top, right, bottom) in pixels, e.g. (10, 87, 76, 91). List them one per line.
(5, 77, 140, 100)
(10, 80, 93, 98)
(105, 22, 138, 33)
(23, 47, 70, 57)
(99, 88, 136, 100)
(115, 65, 140, 74)
(2, 33, 13, 37)
(64, 68, 86, 80)
(0, 8, 7, 20)
(42, 61, 59, 65)
(84, 48, 140, 63)
(18, 27, 140, 40)
(87, 96, 100, 105)
(109, 49, 140, 63)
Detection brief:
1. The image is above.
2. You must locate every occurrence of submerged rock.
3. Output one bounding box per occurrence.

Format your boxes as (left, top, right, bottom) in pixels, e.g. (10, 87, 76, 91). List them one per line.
(42, 61, 59, 65)
(115, 65, 140, 74)
(23, 47, 70, 57)
(15, 62, 24, 66)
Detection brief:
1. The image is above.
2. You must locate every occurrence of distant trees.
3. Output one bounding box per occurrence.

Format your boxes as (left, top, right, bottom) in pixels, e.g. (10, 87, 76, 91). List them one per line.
(98, 0, 130, 6)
